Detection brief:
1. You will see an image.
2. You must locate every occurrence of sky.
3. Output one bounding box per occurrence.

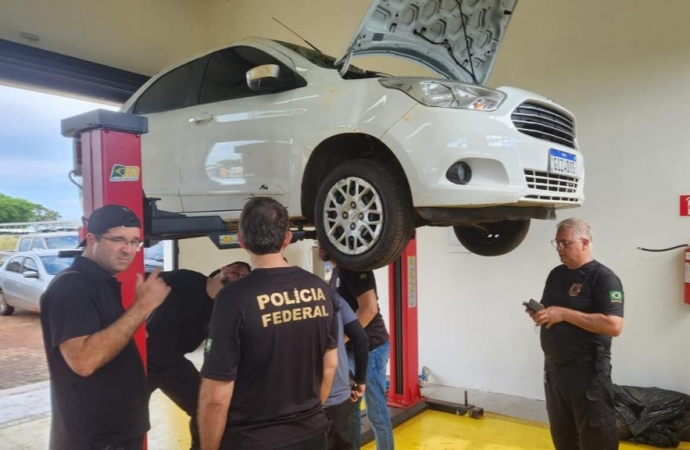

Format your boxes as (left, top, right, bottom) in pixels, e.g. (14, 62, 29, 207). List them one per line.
(0, 85, 118, 221)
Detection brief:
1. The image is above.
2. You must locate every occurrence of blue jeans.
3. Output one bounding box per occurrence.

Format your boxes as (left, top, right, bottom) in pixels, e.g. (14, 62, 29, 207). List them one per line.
(348, 340, 394, 450)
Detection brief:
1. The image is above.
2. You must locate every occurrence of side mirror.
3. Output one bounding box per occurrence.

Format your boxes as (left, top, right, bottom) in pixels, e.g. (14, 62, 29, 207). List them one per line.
(22, 271, 39, 279)
(246, 64, 287, 92)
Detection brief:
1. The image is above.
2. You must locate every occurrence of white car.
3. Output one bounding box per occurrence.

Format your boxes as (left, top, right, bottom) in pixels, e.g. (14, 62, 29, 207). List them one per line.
(122, 0, 583, 270)
(0, 249, 75, 315)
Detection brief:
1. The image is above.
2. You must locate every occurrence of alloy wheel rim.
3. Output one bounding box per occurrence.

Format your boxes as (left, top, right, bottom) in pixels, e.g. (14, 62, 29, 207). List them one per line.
(322, 176, 383, 256)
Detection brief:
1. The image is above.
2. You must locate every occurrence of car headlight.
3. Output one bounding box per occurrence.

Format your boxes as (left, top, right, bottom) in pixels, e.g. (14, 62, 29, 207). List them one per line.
(379, 77, 505, 111)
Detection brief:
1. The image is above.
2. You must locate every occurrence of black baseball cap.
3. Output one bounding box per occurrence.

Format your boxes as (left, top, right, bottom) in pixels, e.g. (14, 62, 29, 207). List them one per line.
(78, 205, 141, 247)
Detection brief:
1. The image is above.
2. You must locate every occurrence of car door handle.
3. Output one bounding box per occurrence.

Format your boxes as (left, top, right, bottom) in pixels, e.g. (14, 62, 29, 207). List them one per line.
(189, 113, 214, 125)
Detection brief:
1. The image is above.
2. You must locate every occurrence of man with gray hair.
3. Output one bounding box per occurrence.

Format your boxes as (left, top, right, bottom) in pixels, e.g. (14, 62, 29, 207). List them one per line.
(526, 218, 624, 450)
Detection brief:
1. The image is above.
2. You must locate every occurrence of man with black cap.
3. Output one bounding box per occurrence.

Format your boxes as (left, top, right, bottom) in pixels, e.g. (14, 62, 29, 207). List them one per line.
(146, 261, 251, 450)
(40, 204, 171, 450)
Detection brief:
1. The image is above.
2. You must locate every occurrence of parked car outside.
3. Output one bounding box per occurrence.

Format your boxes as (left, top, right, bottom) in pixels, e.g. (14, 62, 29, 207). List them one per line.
(121, 0, 584, 270)
(144, 241, 165, 273)
(0, 249, 75, 315)
(15, 231, 80, 252)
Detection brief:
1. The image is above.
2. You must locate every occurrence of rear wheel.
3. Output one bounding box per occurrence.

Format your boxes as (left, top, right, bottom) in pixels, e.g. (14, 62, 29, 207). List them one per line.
(453, 220, 530, 256)
(315, 159, 414, 271)
(0, 292, 14, 316)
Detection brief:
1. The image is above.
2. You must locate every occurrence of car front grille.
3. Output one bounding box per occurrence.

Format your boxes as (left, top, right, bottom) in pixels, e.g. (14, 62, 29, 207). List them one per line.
(524, 170, 580, 203)
(512, 102, 575, 149)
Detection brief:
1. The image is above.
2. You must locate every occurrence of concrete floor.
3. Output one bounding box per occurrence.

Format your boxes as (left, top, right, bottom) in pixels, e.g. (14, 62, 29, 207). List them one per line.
(3, 372, 688, 449)
(0, 320, 687, 449)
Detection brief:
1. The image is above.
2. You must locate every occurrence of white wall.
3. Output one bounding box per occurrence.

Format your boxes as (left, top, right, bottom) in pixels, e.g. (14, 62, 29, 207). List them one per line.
(415, 0, 690, 399)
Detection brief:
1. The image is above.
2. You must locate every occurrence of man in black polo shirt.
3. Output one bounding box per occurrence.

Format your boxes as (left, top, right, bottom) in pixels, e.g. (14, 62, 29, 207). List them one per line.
(526, 218, 624, 450)
(146, 261, 251, 450)
(40, 204, 171, 450)
(198, 197, 339, 450)
(323, 251, 394, 450)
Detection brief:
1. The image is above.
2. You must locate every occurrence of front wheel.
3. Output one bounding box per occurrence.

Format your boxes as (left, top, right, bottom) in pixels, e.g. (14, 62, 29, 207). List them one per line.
(315, 159, 414, 271)
(453, 220, 530, 257)
(0, 292, 14, 316)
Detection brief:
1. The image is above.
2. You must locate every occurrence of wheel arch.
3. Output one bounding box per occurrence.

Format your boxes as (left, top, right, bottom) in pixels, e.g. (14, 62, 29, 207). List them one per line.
(300, 133, 412, 222)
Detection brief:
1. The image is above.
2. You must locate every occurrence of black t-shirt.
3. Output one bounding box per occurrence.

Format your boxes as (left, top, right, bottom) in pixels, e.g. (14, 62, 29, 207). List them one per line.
(201, 266, 339, 449)
(39, 256, 149, 450)
(331, 267, 389, 351)
(147, 270, 213, 371)
(540, 260, 624, 364)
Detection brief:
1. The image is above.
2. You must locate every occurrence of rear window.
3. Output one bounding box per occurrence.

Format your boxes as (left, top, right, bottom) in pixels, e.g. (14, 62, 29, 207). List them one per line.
(45, 235, 79, 249)
(40, 255, 75, 275)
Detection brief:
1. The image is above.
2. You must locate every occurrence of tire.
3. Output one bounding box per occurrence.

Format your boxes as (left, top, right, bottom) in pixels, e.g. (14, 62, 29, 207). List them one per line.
(453, 220, 530, 257)
(0, 292, 14, 316)
(315, 159, 414, 271)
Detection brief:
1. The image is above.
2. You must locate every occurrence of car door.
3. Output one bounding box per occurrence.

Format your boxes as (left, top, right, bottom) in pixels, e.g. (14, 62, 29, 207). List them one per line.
(178, 44, 300, 213)
(130, 57, 208, 213)
(16, 256, 44, 311)
(1, 256, 24, 307)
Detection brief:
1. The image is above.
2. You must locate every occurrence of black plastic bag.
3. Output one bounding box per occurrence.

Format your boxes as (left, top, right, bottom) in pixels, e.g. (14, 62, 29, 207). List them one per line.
(614, 384, 690, 447)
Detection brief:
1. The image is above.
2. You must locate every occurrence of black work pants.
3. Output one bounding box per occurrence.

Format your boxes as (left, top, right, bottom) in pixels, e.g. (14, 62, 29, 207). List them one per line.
(277, 429, 329, 450)
(92, 435, 144, 450)
(325, 399, 353, 450)
(148, 358, 201, 450)
(544, 359, 618, 450)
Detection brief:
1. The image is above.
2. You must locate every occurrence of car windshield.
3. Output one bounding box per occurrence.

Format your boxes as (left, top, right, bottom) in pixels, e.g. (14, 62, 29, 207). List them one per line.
(272, 40, 382, 79)
(45, 235, 79, 249)
(40, 255, 75, 275)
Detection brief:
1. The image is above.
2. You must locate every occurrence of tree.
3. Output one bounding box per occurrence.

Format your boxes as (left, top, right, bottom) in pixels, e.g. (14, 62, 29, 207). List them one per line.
(0, 193, 62, 223)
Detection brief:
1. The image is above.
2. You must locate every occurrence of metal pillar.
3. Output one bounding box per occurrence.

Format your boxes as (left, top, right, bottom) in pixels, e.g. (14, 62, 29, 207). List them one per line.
(387, 238, 423, 408)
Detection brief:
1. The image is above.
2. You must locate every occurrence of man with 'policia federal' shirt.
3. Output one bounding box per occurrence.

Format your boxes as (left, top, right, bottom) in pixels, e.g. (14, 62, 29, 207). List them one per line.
(198, 197, 339, 450)
(526, 218, 624, 450)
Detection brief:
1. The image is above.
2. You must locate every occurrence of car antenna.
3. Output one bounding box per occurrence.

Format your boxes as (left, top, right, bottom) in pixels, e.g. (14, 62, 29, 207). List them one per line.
(272, 17, 323, 54)
(455, 0, 478, 84)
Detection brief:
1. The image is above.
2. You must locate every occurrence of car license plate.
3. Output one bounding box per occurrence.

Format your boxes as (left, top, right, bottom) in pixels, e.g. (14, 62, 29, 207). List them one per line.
(549, 149, 577, 176)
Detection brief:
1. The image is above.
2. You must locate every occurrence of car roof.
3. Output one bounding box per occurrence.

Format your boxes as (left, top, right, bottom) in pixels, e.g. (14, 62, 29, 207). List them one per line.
(21, 231, 78, 238)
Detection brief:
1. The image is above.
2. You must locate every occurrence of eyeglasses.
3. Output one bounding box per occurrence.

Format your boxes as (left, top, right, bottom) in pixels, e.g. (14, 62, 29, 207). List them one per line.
(96, 234, 144, 250)
(550, 239, 583, 249)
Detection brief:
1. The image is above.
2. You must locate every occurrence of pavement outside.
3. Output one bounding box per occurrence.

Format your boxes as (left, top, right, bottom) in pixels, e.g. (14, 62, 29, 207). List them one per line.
(0, 310, 48, 390)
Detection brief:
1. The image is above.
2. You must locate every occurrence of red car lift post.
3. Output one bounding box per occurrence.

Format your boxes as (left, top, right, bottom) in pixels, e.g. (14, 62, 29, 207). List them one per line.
(62, 110, 149, 448)
(387, 238, 423, 408)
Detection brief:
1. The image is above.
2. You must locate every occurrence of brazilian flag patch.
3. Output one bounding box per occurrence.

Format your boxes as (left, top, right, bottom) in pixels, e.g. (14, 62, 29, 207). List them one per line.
(609, 291, 623, 303)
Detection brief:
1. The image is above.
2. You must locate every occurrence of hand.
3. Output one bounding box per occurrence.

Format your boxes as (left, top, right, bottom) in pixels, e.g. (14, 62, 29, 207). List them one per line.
(350, 383, 365, 402)
(533, 306, 567, 329)
(135, 269, 171, 313)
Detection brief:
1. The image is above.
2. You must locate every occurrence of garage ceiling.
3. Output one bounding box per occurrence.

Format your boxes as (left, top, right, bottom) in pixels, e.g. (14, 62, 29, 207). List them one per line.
(0, 0, 212, 101)
(0, 0, 404, 102)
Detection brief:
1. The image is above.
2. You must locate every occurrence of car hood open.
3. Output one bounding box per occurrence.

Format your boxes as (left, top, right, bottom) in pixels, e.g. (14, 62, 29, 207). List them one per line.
(336, 0, 518, 85)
